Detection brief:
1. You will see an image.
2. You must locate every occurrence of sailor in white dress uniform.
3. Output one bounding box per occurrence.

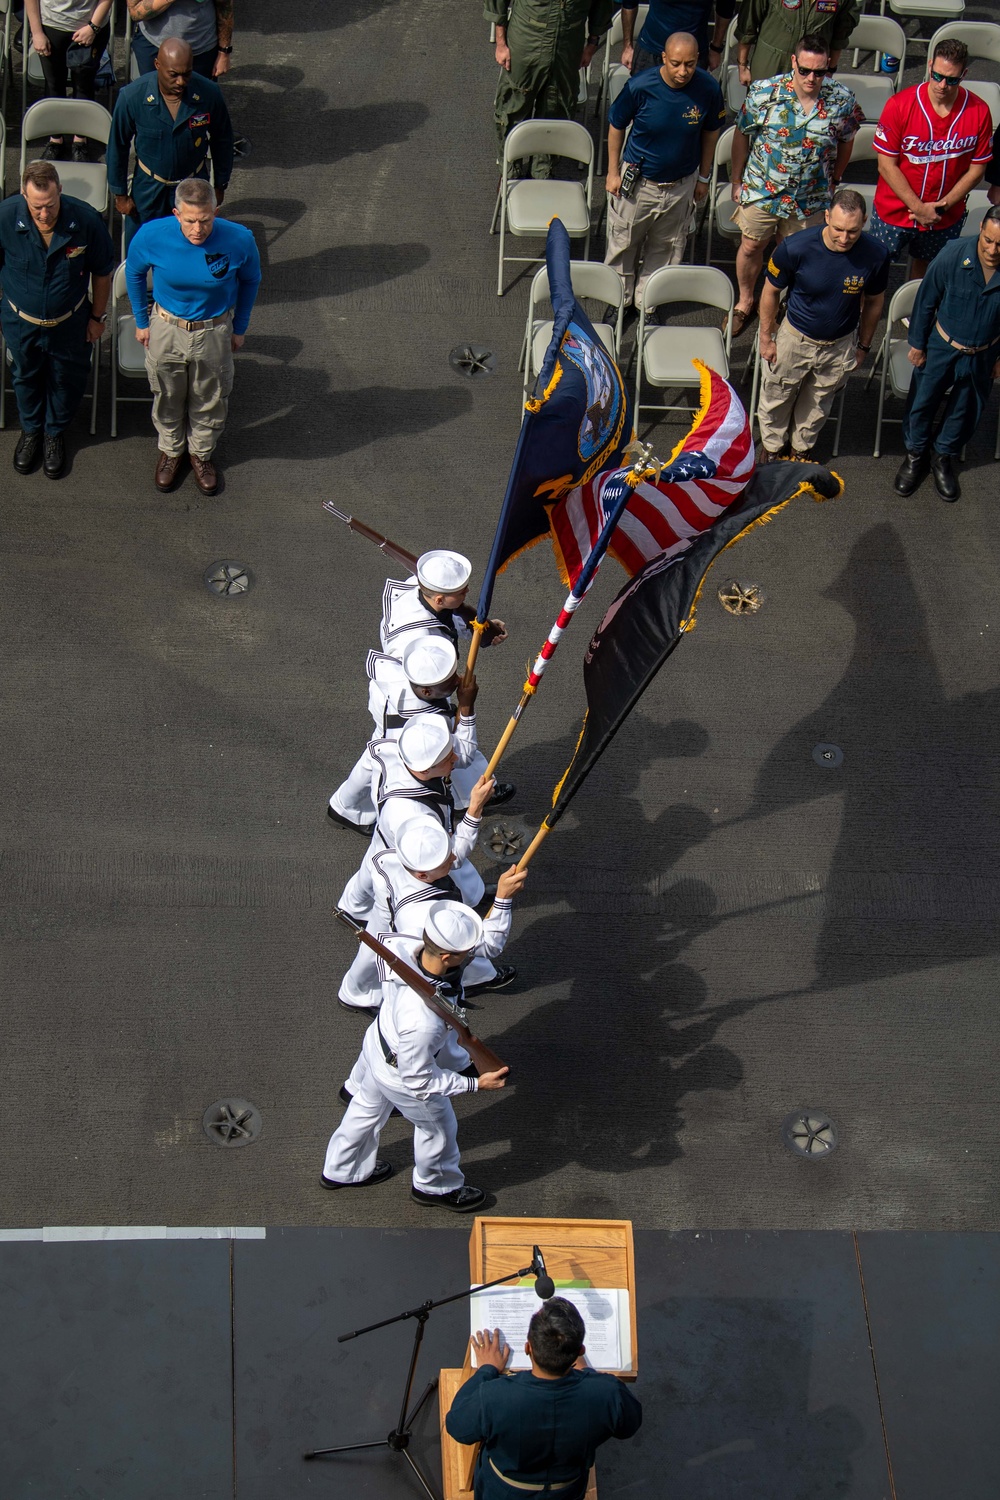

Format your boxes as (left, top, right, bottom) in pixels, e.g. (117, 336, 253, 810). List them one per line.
(321, 899, 520, 1212)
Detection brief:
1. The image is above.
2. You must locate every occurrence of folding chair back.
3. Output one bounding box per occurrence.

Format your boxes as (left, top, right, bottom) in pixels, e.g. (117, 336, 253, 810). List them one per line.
(839, 124, 879, 216)
(110, 262, 153, 437)
(641, 264, 734, 318)
(872, 279, 921, 457)
(882, 0, 965, 27)
(831, 73, 893, 121)
(965, 80, 1000, 130)
(926, 20, 1000, 68)
(504, 118, 594, 170)
(706, 126, 741, 264)
(521, 261, 624, 405)
(21, 100, 113, 214)
(845, 15, 907, 84)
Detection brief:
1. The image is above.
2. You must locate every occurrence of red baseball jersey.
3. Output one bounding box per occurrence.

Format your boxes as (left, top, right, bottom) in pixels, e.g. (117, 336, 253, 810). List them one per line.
(872, 83, 992, 229)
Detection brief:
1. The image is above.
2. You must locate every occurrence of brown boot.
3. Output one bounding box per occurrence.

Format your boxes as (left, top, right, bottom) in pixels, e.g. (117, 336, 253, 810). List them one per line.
(155, 451, 183, 491)
(189, 453, 218, 494)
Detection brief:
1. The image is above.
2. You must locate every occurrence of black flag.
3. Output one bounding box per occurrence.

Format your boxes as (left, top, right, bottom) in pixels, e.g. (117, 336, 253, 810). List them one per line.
(548, 461, 844, 823)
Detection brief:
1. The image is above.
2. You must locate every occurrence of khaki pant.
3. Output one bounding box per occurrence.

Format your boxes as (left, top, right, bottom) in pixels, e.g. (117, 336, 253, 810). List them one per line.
(145, 309, 235, 459)
(605, 173, 697, 307)
(735, 203, 825, 243)
(757, 318, 856, 455)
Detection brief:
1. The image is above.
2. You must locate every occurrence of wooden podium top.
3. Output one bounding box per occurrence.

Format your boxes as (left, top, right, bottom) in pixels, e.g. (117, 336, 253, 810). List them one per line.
(468, 1216, 637, 1379)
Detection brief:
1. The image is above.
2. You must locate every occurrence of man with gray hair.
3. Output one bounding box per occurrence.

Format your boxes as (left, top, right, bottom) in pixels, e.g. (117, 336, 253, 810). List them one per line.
(756, 187, 889, 462)
(124, 176, 260, 494)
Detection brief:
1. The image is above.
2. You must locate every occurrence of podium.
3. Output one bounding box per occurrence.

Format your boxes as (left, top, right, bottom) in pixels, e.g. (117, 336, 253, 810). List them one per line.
(438, 1217, 636, 1500)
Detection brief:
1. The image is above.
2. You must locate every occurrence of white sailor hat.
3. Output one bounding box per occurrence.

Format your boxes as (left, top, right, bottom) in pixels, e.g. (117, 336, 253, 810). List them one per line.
(397, 715, 453, 772)
(424, 899, 483, 954)
(416, 549, 472, 593)
(396, 816, 451, 873)
(402, 636, 458, 688)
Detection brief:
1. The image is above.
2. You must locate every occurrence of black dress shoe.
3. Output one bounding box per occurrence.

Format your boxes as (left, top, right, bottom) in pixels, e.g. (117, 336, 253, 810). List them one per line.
(43, 433, 65, 479)
(465, 964, 517, 994)
(326, 805, 375, 836)
(486, 782, 516, 808)
(13, 432, 42, 473)
(41, 139, 68, 161)
(337, 998, 380, 1017)
(321, 1161, 393, 1190)
(930, 452, 960, 502)
(893, 450, 929, 496)
(411, 1184, 487, 1212)
(71, 140, 91, 163)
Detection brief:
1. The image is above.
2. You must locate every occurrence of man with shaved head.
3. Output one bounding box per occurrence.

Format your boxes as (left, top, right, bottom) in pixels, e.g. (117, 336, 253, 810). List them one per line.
(107, 35, 234, 246)
(605, 31, 725, 309)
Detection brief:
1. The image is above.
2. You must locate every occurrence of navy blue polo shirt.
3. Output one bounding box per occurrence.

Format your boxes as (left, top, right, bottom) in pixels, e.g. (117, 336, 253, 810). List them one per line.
(610, 65, 725, 183)
(0, 193, 115, 322)
(766, 227, 890, 341)
(624, 0, 718, 58)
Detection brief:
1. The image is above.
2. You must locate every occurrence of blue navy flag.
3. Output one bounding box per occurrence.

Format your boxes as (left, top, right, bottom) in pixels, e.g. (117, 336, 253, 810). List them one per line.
(474, 219, 631, 624)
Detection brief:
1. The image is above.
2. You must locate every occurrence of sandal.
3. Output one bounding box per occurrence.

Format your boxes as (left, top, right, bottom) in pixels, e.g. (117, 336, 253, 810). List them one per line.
(724, 304, 757, 339)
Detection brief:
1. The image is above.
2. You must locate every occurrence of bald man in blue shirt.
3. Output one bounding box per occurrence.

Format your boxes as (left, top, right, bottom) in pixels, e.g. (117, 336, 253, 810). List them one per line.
(126, 176, 260, 495)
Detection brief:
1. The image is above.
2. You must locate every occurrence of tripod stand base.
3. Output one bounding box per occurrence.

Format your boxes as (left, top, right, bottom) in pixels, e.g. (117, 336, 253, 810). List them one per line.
(303, 1378, 441, 1498)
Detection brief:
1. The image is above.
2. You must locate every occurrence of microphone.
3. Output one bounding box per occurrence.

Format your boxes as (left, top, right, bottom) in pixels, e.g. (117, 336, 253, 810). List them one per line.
(532, 1245, 555, 1300)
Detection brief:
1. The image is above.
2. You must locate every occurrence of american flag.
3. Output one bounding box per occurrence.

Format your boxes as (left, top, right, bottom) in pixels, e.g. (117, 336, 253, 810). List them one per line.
(549, 363, 755, 586)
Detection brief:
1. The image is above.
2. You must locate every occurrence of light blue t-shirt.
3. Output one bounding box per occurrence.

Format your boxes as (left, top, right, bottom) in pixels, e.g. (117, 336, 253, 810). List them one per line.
(126, 215, 262, 334)
(139, 0, 217, 56)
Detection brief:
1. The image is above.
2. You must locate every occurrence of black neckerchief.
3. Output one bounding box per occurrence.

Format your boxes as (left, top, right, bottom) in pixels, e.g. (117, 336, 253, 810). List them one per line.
(417, 953, 465, 1005)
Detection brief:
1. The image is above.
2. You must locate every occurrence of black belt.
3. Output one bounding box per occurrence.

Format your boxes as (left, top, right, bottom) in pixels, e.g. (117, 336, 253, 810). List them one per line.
(376, 1017, 398, 1068)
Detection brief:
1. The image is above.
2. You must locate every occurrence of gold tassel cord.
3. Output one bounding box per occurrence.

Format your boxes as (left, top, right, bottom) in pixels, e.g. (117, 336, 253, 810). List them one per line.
(679, 476, 844, 634)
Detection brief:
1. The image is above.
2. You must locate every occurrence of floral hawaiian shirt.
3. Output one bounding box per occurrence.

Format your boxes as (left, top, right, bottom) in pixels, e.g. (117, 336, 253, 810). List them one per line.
(736, 74, 864, 218)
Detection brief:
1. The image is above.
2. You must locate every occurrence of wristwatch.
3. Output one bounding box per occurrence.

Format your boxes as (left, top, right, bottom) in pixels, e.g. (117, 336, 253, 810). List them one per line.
(217, 44, 233, 53)
(91, 312, 108, 323)
(856, 342, 871, 352)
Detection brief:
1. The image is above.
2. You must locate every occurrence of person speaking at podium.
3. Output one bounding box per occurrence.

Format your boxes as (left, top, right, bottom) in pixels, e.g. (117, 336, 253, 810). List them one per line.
(447, 1298, 642, 1498)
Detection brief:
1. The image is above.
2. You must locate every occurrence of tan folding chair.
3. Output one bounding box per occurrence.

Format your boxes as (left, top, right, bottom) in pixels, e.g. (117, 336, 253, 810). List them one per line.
(830, 72, 894, 122)
(633, 265, 733, 432)
(520, 261, 625, 408)
(964, 81, 1000, 130)
(926, 20, 1000, 69)
(20, 99, 114, 217)
(838, 125, 879, 220)
(493, 119, 594, 296)
(881, 0, 965, 50)
(844, 15, 907, 89)
(110, 262, 153, 436)
(870, 280, 922, 458)
(705, 125, 741, 265)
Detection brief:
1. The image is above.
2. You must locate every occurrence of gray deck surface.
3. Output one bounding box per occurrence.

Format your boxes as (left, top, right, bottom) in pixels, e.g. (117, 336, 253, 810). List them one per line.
(3, 0, 1000, 1238)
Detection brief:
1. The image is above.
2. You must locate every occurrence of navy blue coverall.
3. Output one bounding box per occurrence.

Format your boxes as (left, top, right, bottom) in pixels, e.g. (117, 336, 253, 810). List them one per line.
(0, 193, 115, 436)
(904, 234, 1000, 458)
(106, 72, 234, 247)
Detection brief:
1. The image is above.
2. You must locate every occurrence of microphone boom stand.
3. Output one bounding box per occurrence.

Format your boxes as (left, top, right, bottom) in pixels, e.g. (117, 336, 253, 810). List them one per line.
(303, 1257, 541, 1499)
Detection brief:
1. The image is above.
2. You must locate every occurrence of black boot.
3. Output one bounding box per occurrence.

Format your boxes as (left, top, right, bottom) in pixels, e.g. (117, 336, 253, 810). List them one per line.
(43, 433, 65, 479)
(893, 451, 929, 496)
(930, 452, 960, 502)
(13, 432, 42, 473)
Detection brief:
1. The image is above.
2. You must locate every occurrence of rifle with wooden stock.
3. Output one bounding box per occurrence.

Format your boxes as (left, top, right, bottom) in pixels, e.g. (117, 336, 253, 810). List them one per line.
(334, 909, 507, 1076)
(322, 502, 420, 573)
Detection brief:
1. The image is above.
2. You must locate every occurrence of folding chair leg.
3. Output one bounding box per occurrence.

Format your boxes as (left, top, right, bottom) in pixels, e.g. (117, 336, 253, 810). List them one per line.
(831, 382, 845, 458)
(497, 197, 507, 296)
(873, 355, 889, 459)
(90, 343, 99, 436)
(490, 187, 502, 236)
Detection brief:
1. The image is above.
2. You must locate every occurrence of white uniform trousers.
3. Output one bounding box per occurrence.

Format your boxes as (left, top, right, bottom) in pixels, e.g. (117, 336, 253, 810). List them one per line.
(324, 1027, 465, 1192)
(329, 748, 376, 829)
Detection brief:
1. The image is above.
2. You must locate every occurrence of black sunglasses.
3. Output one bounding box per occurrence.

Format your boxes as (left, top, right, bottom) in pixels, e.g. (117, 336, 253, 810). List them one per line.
(794, 62, 829, 78)
(929, 69, 963, 86)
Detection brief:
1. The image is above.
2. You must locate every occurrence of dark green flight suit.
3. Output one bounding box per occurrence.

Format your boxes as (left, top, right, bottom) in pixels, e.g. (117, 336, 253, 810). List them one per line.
(736, 0, 860, 82)
(485, 0, 615, 176)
